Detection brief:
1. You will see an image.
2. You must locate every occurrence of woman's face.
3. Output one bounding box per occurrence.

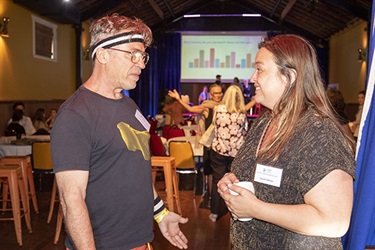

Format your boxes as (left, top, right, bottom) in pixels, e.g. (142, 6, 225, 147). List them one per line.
(358, 93, 365, 105)
(250, 48, 287, 110)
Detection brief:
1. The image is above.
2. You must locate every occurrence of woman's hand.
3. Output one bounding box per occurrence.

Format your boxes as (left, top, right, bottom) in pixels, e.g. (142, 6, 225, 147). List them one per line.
(218, 173, 259, 220)
(217, 172, 239, 195)
(222, 183, 258, 220)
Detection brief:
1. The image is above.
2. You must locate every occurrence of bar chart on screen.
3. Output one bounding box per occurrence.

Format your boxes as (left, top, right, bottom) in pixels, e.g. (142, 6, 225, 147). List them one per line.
(181, 31, 266, 82)
(188, 48, 253, 69)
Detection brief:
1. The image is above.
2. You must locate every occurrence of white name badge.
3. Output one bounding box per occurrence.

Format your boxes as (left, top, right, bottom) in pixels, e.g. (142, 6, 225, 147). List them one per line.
(254, 163, 283, 187)
(135, 110, 150, 131)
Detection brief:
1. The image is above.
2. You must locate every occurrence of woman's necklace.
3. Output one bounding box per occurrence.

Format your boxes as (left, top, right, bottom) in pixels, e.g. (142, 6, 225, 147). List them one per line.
(256, 118, 272, 158)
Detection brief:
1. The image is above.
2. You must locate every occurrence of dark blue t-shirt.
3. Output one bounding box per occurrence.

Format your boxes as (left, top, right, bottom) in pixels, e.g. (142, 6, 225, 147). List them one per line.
(51, 86, 154, 249)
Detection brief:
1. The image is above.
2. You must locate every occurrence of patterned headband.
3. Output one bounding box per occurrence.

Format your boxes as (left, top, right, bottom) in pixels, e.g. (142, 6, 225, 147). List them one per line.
(91, 32, 144, 59)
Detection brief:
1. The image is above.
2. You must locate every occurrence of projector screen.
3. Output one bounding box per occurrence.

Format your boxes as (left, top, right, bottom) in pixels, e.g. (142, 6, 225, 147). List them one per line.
(180, 31, 267, 83)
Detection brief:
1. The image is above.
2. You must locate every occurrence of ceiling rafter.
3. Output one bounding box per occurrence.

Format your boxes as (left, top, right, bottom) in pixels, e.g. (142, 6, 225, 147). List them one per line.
(147, 0, 164, 20)
(12, 0, 372, 47)
(324, 0, 370, 21)
(80, 0, 131, 21)
(280, 0, 297, 23)
(162, 0, 176, 18)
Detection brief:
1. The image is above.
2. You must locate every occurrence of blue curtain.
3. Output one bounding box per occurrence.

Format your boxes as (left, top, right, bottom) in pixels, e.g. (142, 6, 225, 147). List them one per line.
(343, 4, 375, 249)
(130, 33, 181, 118)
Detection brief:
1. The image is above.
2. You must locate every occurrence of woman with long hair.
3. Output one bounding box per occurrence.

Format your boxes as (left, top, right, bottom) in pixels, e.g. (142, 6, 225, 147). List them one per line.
(32, 108, 50, 134)
(209, 85, 248, 222)
(218, 34, 356, 249)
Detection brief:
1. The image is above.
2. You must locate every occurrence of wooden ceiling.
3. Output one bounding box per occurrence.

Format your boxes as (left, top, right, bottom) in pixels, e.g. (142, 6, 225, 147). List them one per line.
(14, 0, 372, 46)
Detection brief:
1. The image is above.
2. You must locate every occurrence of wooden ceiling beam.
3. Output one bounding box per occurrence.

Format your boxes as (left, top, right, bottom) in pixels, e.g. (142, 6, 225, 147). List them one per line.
(147, 0, 164, 20)
(80, 0, 131, 21)
(324, 0, 370, 21)
(280, 0, 297, 23)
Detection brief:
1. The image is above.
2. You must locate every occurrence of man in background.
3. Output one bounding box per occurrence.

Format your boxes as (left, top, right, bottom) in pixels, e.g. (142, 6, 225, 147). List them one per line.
(7, 102, 36, 135)
(168, 84, 223, 203)
(198, 85, 209, 105)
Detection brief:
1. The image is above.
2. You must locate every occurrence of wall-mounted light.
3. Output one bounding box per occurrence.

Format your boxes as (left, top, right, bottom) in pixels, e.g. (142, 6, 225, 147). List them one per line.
(83, 47, 90, 60)
(358, 48, 366, 62)
(0, 17, 10, 37)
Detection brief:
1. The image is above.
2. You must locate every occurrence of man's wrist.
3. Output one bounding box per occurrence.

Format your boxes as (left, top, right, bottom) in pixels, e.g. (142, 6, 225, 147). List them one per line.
(153, 196, 170, 223)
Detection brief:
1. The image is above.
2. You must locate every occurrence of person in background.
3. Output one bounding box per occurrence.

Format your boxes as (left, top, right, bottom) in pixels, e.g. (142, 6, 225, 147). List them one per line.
(209, 85, 248, 222)
(218, 34, 355, 249)
(243, 79, 252, 104)
(5, 109, 26, 138)
(46, 108, 57, 130)
(326, 88, 353, 139)
(168, 84, 223, 202)
(232, 77, 243, 93)
(215, 74, 226, 94)
(198, 85, 209, 105)
(162, 95, 189, 125)
(215, 74, 221, 85)
(32, 108, 50, 134)
(350, 90, 366, 140)
(51, 13, 188, 250)
(7, 102, 36, 135)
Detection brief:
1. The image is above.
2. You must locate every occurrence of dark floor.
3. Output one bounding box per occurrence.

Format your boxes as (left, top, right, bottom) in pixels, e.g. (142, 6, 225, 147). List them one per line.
(1, 174, 231, 250)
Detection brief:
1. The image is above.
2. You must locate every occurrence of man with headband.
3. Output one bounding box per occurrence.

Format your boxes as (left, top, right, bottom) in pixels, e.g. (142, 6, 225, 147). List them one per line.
(51, 14, 188, 250)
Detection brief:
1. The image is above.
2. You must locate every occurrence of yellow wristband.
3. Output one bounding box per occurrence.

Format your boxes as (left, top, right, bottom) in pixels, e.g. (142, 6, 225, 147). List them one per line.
(154, 208, 170, 223)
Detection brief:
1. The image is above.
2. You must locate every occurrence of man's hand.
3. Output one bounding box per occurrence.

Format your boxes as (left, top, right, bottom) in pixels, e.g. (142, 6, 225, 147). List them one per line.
(168, 90, 181, 101)
(158, 212, 188, 249)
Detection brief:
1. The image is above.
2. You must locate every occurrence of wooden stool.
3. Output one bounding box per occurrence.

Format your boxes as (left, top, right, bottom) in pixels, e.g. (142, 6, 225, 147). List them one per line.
(151, 156, 182, 215)
(47, 176, 63, 244)
(0, 164, 32, 246)
(54, 203, 63, 244)
(47, 176, 59, 223)
(0, 156, 39, 214)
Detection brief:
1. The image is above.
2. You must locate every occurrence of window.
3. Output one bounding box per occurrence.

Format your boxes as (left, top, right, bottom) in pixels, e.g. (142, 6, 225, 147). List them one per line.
(32, 15, 57, 61)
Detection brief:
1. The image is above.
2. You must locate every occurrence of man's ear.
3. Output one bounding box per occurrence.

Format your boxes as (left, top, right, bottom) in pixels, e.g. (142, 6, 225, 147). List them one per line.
(96, 48, 109, 64)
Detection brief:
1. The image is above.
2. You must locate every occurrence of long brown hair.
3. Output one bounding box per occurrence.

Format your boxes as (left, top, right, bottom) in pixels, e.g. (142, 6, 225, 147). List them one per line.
(258, 34, 355, 159)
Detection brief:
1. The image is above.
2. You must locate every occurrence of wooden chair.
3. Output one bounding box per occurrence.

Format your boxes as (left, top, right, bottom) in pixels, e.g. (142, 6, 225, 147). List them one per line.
(168, 141, 203, 194)
(31, 141, 54, 191)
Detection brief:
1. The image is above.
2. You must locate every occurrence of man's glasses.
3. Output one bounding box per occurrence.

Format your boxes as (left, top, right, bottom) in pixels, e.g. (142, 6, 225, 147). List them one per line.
(109, 48, 149, 65)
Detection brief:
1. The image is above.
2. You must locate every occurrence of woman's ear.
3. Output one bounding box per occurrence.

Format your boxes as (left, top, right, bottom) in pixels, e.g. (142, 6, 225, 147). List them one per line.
(290, 69, 297, 87)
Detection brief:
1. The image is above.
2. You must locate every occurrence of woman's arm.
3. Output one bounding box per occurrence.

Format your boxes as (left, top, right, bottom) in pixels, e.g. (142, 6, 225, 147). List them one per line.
(220, 169, 353, 237)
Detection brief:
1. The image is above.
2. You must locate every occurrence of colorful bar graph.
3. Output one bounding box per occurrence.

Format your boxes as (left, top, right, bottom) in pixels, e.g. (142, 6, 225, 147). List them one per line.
(188, 48, 253, 69)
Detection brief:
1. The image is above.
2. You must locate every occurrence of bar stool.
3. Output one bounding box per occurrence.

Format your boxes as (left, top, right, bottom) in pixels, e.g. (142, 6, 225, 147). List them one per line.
(151, 156, 182, 215)
(0, 164, 32, 246)
(47, 176, 59, 223)
(47, 176, 63, 244)
(54, 203, 63, 244)
(0, 156, 39, 214)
